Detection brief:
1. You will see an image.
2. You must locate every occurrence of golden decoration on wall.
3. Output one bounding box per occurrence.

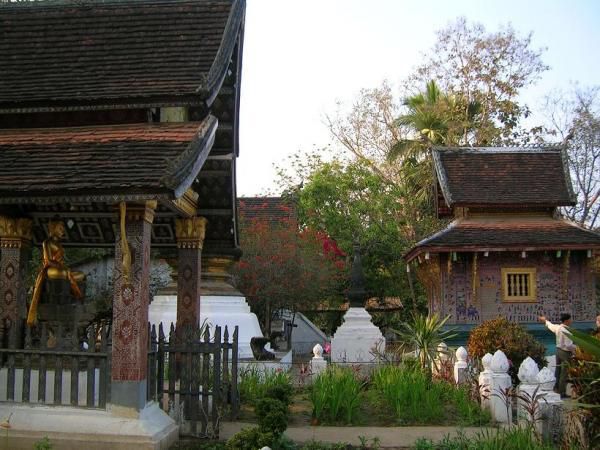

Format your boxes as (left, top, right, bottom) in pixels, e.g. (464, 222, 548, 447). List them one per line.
(416, 254, 441, 313)
(175, 216, 208, 249)
(0, 216, 32, 247)
(119, 202, 132, 283)
(471, 252, 478, 306)
(562, 250, 571, 304)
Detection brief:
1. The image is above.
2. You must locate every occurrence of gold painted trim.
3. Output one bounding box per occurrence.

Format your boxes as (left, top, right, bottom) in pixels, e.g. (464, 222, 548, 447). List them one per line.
(171, 188, 199, 218)
(175, 216, 208, 249)
(0, 216, 33, 247)
(501, 267, 537, 302)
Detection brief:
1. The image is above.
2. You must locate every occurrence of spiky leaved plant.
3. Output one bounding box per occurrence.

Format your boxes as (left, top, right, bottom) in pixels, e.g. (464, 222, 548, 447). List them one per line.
(392, 313, 456, 382)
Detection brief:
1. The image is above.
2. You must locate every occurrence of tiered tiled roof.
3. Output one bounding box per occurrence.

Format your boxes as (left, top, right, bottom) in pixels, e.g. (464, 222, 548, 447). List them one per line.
(405, 216, 600, 262)
(0, 119, 217, 202)
(434, 147, 576, 208)
(0, 0, 244, 111)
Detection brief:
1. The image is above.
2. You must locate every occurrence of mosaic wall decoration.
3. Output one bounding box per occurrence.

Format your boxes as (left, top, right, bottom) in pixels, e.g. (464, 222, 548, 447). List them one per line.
(440, 251, 596, 324)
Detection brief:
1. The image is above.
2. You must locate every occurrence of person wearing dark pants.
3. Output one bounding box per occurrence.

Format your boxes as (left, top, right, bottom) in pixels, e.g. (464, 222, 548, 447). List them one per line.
(539, 313, 577, 398)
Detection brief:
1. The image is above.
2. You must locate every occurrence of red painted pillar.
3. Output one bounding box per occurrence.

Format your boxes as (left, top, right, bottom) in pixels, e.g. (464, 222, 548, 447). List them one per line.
(0, 217, 32, 348)
(175, 217, 207, 329)
(111, 201, 155, 411)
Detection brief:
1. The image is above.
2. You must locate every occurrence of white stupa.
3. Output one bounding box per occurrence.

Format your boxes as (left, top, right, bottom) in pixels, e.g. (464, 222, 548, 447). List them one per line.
(149, 257, 266, 359)
(331, 244, 385, 363)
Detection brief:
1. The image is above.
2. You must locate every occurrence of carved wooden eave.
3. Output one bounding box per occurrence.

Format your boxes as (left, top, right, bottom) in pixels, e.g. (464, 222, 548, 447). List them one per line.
(167, 189, 199, 218)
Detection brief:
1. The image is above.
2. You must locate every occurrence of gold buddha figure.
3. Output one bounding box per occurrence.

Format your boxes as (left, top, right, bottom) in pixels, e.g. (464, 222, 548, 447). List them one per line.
(27, 220, 85, 326)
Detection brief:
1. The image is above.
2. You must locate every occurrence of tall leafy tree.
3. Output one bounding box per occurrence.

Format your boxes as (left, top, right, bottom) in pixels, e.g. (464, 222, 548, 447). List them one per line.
(407, 17, 549, 145)
(232, 200, 346, 333)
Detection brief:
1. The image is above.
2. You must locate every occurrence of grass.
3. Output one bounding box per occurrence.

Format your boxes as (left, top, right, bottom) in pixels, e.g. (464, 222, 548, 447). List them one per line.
(370, 365, 489, 426)
(310, 366, 365, 424)
(414, 426, 556, 450)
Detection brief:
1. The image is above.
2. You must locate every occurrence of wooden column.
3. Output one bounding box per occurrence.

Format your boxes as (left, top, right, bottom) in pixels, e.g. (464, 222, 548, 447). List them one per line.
(0, 217, 32, 348)
(111, 201, 155, 411)
(175, 217, 207, 329)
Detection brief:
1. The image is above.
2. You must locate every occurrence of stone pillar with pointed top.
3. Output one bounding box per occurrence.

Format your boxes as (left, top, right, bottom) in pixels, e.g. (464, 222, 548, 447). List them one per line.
(490, 350, 512, 424)
(536, 366, 563, 442)
(454, 346, 468, 384)
(331, 244, 385, 364)
(478, 353, 494, 411)
(310, 343, 327, 378)
(517, 357, 541, 427)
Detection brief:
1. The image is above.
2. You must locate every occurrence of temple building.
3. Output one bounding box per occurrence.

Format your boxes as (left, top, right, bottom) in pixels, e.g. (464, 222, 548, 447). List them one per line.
(405, 147, 600, 327)
(0, 0, 245, 447)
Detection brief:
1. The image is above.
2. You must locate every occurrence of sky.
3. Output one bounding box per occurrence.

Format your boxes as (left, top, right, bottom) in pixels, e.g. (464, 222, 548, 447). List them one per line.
(237, 0, 600, 197)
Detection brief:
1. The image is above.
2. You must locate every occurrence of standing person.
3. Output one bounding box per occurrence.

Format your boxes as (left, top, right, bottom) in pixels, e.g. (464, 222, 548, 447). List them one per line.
(539, 314, 577, 398)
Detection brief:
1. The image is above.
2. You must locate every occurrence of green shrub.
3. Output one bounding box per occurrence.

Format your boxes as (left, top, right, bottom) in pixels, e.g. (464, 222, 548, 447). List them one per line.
(225, 427, 275, 450)
(310, 366, 363, 424)
(239, 367, 292, 406)
(266, 381, 294, 405)
(33, 437, 53, 450)
(468, 317, 545, 382)
(256, 397, 288, 437)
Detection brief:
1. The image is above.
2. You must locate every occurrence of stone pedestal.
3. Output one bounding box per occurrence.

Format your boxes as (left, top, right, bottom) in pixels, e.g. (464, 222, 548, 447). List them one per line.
(454, 346, 468, 384)
(537, 367, 563, 442)
(0, 403, 177, 450)
(330, 308, 385, 363)
(517, 357, 541, 426)
(490, 350, 512, 424)
(478, 353, 493, 411)
(310, 343, 327, 379)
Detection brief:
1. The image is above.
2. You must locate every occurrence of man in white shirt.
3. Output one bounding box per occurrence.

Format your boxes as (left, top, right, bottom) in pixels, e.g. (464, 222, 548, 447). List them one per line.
(539, 313, 577, 397)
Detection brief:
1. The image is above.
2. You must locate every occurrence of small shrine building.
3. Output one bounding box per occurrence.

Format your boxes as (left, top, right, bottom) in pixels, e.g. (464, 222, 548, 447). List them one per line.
(405, 147, 600, 327)
(0, 0, 245, 446)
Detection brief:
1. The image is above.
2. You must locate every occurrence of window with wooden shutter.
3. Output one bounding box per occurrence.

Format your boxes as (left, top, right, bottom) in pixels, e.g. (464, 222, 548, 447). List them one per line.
(501, 268, 537, 302)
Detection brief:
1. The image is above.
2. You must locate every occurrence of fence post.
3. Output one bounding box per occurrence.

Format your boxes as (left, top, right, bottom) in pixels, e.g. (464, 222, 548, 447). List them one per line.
(212, 326, 222, 438)
(454, 346, 468, 384)
(537, 367, 563, 442)
(517, 357, 541, 429)
(490, 350, 512, 424)
(230, 326, 239, 419)
(310, 343, 327, 379)
(157, 323, 165, 410)
(478, 353, 493, 411)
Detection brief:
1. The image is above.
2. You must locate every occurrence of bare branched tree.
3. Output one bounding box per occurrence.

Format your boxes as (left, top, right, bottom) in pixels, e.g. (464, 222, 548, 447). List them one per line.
(544, 87, 600, 229)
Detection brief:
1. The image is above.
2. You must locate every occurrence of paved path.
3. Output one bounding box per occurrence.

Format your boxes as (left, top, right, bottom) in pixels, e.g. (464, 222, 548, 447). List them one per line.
(221, 422, 493, 448)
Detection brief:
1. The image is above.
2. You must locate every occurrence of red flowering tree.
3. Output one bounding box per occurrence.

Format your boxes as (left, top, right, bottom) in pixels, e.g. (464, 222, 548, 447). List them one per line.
(233, 198, 347, 334)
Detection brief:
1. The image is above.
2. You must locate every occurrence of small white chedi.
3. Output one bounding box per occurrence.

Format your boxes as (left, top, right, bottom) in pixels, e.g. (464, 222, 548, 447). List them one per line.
(330, 244, 385, 363)
(149, 258, 268, 359)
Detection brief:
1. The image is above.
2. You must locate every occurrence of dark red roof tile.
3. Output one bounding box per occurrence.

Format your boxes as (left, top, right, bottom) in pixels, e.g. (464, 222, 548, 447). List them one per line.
(0, 0, 244, 110)
(237, 197, 297, 224)
(434, 148, 576, 207)
(0, 119, 217, 201)
(405, 216, 600, 261)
